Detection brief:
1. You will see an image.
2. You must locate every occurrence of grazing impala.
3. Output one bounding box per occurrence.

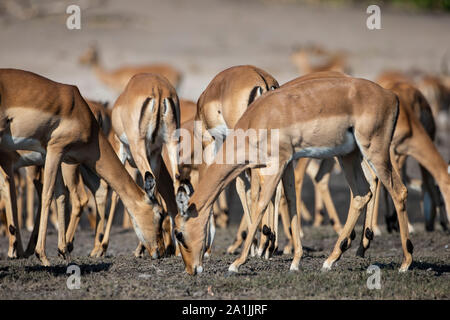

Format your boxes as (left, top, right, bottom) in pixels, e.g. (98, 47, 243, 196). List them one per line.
(111, 73, 191, 256)
(194, 65, 279, 250)
(290, 44, 350, 75)
(79, 44, 182, 92)
(0, 68, 167, 265)
(174, 73, 412, 275)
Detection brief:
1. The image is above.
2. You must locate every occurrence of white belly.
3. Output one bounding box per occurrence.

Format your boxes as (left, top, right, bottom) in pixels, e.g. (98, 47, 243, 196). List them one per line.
(293, 131, 356, 160)
(0, 135, 46, 154)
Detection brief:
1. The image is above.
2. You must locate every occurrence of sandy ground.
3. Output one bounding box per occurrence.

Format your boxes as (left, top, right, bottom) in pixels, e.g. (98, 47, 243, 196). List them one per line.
(0, 224, 449, 299)
(0, 0, 449, 299)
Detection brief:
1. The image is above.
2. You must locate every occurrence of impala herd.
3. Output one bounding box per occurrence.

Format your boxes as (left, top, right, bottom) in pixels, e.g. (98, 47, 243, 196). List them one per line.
(0, 45, 448, 276)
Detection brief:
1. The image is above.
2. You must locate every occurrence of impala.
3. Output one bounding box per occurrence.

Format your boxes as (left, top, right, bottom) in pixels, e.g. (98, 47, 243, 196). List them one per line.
(174, 73, 411, 275)
(79, 44, 182, 92)
(0, 68, 167, 265)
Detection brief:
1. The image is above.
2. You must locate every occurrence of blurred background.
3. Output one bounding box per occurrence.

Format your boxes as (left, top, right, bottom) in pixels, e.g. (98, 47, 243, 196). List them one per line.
(0, 0, 448, 225)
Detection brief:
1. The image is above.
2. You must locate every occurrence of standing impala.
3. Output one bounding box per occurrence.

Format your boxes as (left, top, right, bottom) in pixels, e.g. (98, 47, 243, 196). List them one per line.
(174, 74, 411, 275)
(0, 68, 166, 265)
(79, 45, 182, 92)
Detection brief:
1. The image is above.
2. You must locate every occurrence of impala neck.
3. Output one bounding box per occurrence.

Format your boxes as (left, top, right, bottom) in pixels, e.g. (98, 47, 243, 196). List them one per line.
(89, 129, 147, 214)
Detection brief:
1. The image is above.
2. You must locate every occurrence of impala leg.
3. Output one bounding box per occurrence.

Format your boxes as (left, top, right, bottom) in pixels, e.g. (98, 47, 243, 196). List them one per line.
(270, 182, 282, 256)
(372, 180, 382, 236)
(364, 145, 411, 272)
(35, 148, 63, 266)
(307, 160, 324, 227)
(227, 213, 248, 254)
(0, 157, 24, 258)
(25, 166, 37, 232)
(258, 204, 272, 258)
(356, 160, 378, 258)
(315, 158, 342, 233)
(294, 158, 308, 238)
(419, 165, 445, 231)
(65, 164, 86, 252)
(24, 169, 43, 257)
(322, 151, 372, 271)
(228, 174, 252, 254)
(90, 180, 109, 258)
(134, 242, 146, 258)
(165, 141, 181, 193)
(15, 171, 25, 229)
(283, 161, 303, 271)
(54, 167, 69, 260)
(300, 201, 312, 225)
(279, 193, 293, 254)
(229, 170, 284, 273)
(49, 201, 58, 231)
(99, 189, 119, 256)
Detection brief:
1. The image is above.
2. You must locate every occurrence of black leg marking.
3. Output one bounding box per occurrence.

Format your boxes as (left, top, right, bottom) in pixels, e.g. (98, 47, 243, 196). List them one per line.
(241, 230, 247, 241)
(350, 229, 356, 240)
(356, 245, 365, 258)
(8, 225, 15, 235)
(339, 238, 349, 252)
(262, 225, 271, 236)
(330, 218, 335, 226)
(365, 228, 374, 241)
(99, 233, 104, 243)
(406, 239, 414, 254)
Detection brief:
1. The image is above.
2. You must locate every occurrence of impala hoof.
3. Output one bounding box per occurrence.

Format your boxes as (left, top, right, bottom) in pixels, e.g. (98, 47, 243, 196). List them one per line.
(321, 260, 333, 272)
(228, 264, 239, 273)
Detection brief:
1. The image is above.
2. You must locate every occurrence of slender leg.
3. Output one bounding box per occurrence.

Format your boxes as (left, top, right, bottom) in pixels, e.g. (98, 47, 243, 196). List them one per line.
(322, 151, 372, 271)
(54, 167, 69, 260)
(315, 158, 342, 233)
(279, 193, 293, 254)
(24, 168, 43, 257)
(372, 179, 382, 236)
(0, 156, 24, 258)
(283, 161, 303, 271)
(228, 168, 285, 273)
(25, 166, 37, 232)
(226, 209, 248, 254)
(294, 158, 308, 238)
(258, 204, 271, 258)
(356, 160, 378, 258)
(270, 182, 282, 256)
(64, 164, 86, 250)
(35, 147, 63, 266)
(99, 189, 119, 256)
(362, 141, 411, 271)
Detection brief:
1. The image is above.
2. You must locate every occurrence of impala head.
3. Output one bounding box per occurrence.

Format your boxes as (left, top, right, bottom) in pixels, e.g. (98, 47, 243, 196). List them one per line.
(79, 44, 99, 66)
(174, 176, 211, 275)
(174, 202, 211, 275)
